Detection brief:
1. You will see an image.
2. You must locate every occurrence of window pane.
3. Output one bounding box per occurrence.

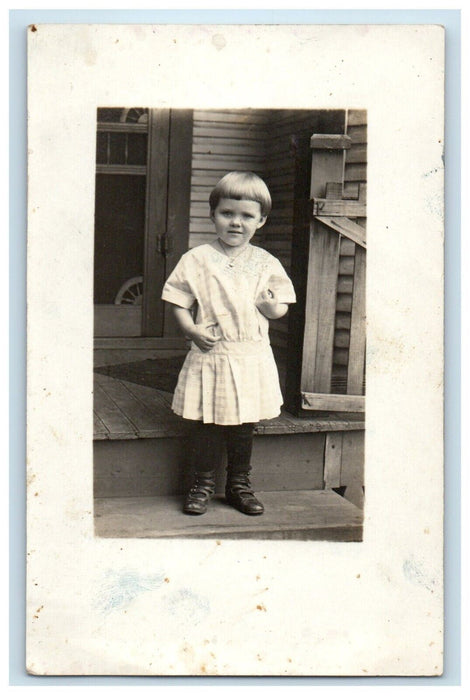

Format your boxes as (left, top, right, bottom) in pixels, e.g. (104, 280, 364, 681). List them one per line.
(126, 133, 148, 165)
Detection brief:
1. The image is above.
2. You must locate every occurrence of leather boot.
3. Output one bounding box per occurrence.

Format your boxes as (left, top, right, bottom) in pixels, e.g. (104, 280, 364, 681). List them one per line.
(225, 471, 264, 516)
(183, 471, 216, 515)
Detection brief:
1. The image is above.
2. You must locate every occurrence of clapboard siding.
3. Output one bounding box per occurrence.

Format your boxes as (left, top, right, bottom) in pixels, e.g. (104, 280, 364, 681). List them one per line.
(189, 110, 267, 246)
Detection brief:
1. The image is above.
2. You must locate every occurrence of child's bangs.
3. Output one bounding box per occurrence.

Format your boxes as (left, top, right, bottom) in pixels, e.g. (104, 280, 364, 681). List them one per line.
(211, 172, 272, 215)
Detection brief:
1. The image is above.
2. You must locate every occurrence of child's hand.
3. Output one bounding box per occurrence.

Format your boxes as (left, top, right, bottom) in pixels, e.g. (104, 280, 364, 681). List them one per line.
(190, 322, 222, 352)
(255, 289, 288, 320)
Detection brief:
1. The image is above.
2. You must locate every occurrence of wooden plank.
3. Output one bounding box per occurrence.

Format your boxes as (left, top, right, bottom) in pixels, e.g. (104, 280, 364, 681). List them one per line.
(312, 198, 366, 218)
(269, 110, 345, 133)
(345, 146, 367, 164)
(192, 125, 265, 141)
(193, 137, 265, 153)
(301, 392, 365, 412)
(333, 348, 349, 365)
(339, 257, 355, 275)
(344, 163, 367, 182)
(325, 182, 343, 199)
(334, 329, 351, 348)
(340, 431, 365, 509)
(301, 221, 340, 393)
(189, 233, 216, 247)
(337, 276, 353, 294)
(192, 155, 265, 171)
(93, 410, 109, 439)
(95, 165, 147, 176)
(340, 238, 356, 256)
(164, 109, 194, 337)
(336, 294, 353, 313)
(346, 109, 367, 127)
(97, 122, 148, 133)
(94, 374, 163, 435)
(94, 489, 363, 540)
(335, 312, 351, 330)
(122, 380, 181, 429)
(346, 124, 367, 144)
(193, 110, 269, 124)
(310, 134, 352, 150)
(343, 182, 360, 199)
(315, 216, 366, 248)
(142, 108, 169, 337)
(190, 202, 211, 218)
(347, 245, 367, 395)
(324, 432, 343, 488)
(310, 150, 344, 198)
(93, 380, 137, 437)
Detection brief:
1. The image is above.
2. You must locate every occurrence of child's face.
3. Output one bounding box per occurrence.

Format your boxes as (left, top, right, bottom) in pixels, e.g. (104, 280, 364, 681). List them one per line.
(211, 198, 267, 249)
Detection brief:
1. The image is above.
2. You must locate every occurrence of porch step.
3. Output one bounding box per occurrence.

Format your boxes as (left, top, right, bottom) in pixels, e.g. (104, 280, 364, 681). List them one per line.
(94, 489, 363, 541)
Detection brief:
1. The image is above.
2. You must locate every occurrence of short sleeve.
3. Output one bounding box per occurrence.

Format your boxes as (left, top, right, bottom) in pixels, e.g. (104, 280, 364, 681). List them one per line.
(161, 253, 196, 309)
(266, 258, 296, 304)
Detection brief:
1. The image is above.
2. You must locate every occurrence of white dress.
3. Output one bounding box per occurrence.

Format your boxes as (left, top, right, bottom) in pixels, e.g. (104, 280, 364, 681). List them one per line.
(161, 242, 296, 425)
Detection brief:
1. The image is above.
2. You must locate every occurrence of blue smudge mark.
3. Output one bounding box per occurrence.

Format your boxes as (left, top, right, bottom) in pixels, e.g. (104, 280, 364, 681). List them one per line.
(403, 558, 437, 593)
(167, 588, 210, 625)
(96, 568, 165, 615)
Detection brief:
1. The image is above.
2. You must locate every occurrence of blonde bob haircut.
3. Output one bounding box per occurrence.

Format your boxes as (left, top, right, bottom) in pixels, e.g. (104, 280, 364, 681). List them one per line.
(209, 171, 272, 217)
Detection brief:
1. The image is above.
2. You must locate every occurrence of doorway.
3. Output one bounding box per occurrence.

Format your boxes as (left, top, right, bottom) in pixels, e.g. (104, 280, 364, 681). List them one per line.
(93, 107, 193, 341)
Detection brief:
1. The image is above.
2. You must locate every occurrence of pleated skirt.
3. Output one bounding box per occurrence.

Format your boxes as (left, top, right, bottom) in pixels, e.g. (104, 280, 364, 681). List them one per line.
(171, 339, 283, 425)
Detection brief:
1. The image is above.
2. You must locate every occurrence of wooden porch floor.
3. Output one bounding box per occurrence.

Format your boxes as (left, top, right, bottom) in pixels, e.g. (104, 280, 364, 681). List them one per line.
(94, 489, 363, 540)
(93, 372, 365, 441)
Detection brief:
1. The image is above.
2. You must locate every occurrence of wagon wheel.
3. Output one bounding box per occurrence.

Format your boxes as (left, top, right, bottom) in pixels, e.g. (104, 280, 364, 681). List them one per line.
(119, 108, 148, 124)
(114, 276, 144, 305)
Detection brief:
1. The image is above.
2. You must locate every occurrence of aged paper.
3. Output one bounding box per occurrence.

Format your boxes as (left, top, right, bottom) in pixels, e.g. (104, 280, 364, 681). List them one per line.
(27, 24, 444, 675)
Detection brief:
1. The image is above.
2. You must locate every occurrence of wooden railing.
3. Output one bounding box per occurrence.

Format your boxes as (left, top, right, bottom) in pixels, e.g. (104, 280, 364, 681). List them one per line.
(285, 130, 366, 415)
(301, 214, 366, 412)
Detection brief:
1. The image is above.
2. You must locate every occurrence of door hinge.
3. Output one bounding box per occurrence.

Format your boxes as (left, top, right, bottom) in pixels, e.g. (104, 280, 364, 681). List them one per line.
(156, 233, 173, 255)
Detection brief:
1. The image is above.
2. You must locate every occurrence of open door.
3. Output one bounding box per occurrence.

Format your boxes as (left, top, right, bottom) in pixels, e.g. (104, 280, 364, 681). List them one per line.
(93, 107, 193, 342)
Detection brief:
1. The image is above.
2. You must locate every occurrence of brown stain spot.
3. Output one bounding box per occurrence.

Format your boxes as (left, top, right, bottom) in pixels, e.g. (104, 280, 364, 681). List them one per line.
(34, 493, 39, 497)
(164, 577, 170, 583)
(210, 652, 216, 659)
(288, 658, 292, 663)
(36, 606, 44, 613)
(256, 604, 267, 612)
(216, 540, 221, 545)
(356, 574, 361, 578)
(200, 664, 207, 673)
(203, 639, 210, 645)
(256, 575, 260, 581)
(429, 641, 435, 646)
(362, 669, 368, 673)
(424, 528, 430, 534)
(30, 25, 37, 33)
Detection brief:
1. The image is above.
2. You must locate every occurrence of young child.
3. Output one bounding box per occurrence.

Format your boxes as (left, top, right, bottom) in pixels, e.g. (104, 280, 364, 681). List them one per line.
(161, 171, 296, 516)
